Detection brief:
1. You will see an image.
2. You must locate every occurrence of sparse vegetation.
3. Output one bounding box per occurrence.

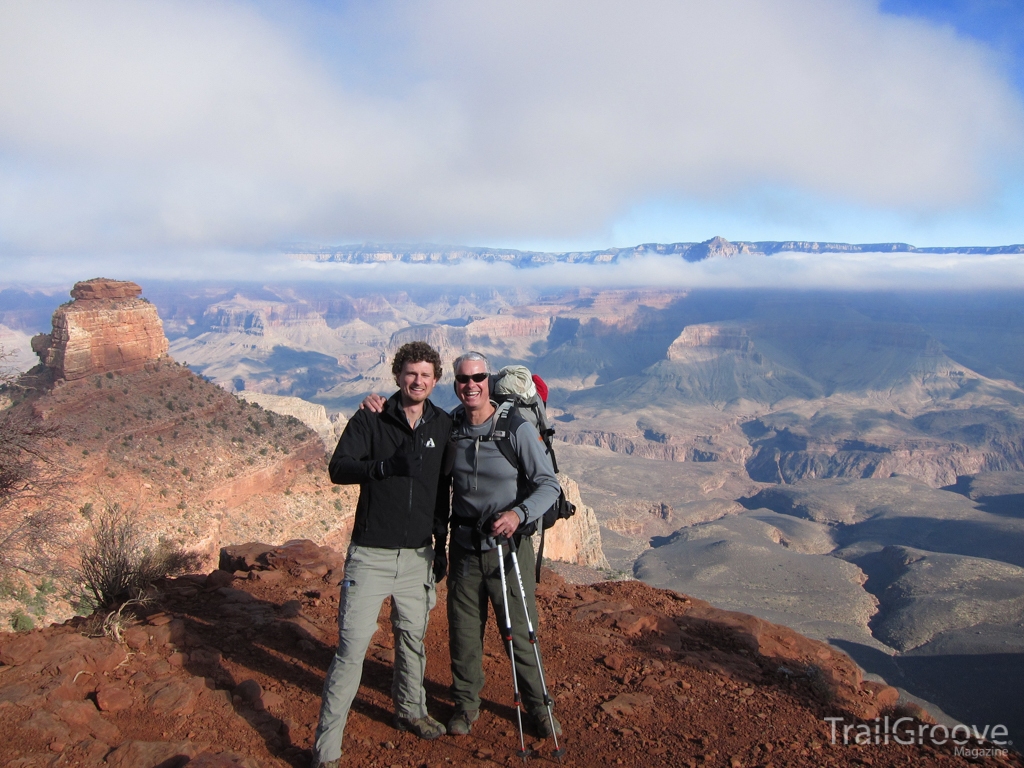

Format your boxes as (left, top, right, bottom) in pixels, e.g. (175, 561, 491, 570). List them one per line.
(10, 608, 34, 631)
(78, 504, 203, 610)
(100, 594, 153, 642)
(0, 346, 71, 580)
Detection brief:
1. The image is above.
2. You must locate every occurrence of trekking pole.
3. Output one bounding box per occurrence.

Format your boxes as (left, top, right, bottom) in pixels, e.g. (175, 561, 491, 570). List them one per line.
(505, 538, 565, 761)
(495, 536, 531, 762)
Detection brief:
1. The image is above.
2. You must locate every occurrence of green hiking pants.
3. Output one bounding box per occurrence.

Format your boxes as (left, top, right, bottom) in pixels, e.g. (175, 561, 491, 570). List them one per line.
(447, 537, 551, 716)
(314, 545, 437, 762)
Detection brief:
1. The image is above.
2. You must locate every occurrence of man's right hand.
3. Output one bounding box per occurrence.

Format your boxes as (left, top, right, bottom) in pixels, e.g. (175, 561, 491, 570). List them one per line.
(360, 393, 387, 413)
(379, 451, 424, 478)
(432, 545, 447, 583)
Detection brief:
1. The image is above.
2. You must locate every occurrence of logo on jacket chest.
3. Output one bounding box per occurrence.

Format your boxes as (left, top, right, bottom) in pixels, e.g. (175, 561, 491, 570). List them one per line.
(425, 438, 435, 448)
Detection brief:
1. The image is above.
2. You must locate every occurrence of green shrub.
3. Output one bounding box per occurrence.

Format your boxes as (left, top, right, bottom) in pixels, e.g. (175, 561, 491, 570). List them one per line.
(10, 609, 34, 632)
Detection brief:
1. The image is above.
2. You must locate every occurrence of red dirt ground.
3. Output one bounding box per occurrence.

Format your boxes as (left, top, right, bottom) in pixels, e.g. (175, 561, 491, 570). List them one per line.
(0, 541, 1020, 768)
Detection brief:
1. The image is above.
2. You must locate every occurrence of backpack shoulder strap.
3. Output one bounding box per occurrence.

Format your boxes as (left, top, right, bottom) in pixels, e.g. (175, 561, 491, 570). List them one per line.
(488, 400, 522, 471)
(520, 400, 559, 473)
(450, 400, 524, 471)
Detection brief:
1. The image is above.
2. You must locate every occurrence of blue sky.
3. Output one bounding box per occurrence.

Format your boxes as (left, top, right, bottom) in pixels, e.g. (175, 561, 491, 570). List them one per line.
(1, 0, 1024, 284)
(883, 0, 1024, 91)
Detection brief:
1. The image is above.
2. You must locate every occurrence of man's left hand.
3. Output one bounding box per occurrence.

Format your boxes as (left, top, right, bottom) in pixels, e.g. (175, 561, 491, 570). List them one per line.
(489, 509, 521, 539)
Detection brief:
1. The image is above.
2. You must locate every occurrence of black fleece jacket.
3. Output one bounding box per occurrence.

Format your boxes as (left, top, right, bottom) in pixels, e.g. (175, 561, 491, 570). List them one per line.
(329, 392, 452, 549)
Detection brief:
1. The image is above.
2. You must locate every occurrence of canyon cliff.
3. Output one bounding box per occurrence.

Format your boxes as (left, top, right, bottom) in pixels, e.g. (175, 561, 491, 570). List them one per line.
(540, 476, 610, 570)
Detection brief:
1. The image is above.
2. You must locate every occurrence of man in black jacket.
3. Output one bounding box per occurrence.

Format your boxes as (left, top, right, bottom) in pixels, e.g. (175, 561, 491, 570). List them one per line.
(313, 342, 452, 768)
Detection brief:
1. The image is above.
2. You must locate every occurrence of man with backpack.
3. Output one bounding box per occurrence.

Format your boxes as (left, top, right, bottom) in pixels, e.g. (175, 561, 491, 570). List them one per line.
(445, 351, 563, 739)
(313, 342, 451, 768)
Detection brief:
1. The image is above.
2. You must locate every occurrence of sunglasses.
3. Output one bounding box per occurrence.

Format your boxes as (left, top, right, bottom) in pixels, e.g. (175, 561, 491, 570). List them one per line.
(454, 372, 489, 384)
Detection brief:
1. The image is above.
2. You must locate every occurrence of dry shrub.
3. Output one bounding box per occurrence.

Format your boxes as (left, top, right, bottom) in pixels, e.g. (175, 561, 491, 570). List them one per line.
(80, 504, 203, 609)
(0, 373, 70, 579)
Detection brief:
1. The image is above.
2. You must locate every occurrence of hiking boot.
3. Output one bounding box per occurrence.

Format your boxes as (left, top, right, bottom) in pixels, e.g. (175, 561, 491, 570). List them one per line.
(447, 709, 480, 736)
(532, 711, 562, 738)
(395, 714, 446, 740)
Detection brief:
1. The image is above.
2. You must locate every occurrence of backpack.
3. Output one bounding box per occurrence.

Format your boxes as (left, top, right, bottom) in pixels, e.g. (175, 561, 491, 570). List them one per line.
(455, 365, 577, 580)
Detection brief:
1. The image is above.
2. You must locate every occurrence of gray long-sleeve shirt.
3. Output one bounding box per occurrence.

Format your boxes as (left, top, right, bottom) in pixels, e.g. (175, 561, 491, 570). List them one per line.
(450, 403, 561, 552)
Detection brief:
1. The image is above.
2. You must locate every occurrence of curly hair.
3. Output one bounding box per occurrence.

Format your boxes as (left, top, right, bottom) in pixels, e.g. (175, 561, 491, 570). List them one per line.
(391, 341, 443, 380)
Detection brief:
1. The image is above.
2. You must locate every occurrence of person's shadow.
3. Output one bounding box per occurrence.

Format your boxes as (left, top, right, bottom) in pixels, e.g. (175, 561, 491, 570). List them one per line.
(163, 574, 514, 766)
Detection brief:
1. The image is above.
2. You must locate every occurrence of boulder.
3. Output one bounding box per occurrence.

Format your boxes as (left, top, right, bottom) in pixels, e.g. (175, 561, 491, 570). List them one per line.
(0, 632, 47, 666)
(95, 685, 133, 713)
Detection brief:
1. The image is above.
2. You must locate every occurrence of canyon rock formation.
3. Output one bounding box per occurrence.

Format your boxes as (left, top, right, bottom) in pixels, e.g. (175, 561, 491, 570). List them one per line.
(0, 357, 355, 628)
(239, 392, 346, 451)
(30, 279, 169, 381)
(536, 476, 610, 570)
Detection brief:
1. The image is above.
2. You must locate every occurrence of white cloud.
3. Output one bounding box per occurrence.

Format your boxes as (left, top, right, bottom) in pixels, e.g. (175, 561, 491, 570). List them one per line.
(0, 0, 1021, 254)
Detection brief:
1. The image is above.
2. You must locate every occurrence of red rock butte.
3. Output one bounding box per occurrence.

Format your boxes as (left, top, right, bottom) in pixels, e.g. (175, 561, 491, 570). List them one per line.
(31, 278, 169, 381)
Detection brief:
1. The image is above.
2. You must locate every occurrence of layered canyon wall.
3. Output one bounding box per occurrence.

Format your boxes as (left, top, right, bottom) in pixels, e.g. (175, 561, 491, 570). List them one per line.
(31, 279, 168, 381)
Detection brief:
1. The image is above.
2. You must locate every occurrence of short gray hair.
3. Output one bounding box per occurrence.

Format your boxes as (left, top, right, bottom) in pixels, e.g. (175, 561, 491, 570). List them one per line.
(453, 350, 490, 375)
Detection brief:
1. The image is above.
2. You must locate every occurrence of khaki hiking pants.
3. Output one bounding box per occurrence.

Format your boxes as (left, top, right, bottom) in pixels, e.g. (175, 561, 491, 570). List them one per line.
(314, 544, 437, 762)
(447, 537, 550, 717)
